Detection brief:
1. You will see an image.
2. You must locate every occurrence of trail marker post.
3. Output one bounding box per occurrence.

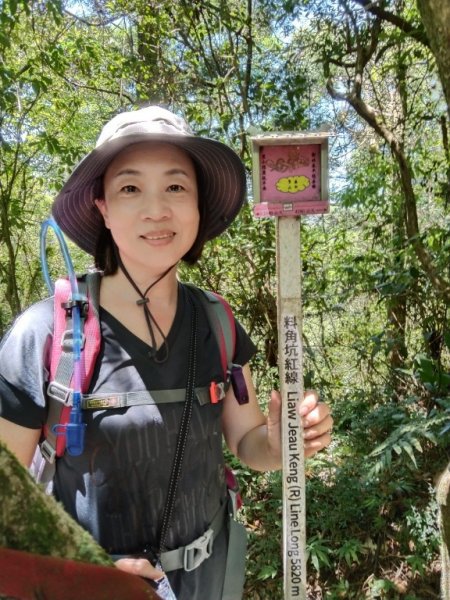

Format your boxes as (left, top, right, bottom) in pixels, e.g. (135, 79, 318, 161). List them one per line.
(251, 132, 330, 599)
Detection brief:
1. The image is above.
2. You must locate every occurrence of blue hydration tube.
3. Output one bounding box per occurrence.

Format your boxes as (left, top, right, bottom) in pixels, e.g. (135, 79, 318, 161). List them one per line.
(40, 218, 86, 456)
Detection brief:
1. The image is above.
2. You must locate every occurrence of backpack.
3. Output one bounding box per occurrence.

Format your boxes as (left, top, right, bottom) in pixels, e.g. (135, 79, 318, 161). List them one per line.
(32, 271, 247, 598)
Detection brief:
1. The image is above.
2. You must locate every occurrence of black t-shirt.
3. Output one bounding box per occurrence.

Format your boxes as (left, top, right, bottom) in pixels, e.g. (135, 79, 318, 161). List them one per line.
(0, 282, 257, 599)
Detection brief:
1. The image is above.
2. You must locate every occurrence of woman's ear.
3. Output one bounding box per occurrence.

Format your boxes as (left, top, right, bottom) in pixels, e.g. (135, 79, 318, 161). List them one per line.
(94, 198, 110, 229)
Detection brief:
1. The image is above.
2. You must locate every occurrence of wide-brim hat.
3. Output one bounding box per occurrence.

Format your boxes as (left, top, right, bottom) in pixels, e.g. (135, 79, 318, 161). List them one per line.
(52, 106, 247, 255)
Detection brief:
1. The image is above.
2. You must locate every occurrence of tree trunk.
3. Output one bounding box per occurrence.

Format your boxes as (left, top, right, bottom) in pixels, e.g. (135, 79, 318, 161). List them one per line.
(417, 0, 450, 122)
(0, 441, 157, 599)
(415, 4, 450, 594)
(0, 441, 112, 562)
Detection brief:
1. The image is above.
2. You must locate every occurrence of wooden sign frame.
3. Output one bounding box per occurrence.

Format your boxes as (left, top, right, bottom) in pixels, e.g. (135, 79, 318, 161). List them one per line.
(251, 131, 330, 217)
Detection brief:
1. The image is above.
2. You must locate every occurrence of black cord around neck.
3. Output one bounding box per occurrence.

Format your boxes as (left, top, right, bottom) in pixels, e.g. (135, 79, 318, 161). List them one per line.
(114, 246, 176, 363)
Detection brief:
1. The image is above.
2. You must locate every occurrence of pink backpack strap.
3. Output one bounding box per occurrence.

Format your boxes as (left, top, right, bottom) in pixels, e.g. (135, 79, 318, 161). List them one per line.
(42, 273, 102, 461)
(207, 291, 249, 406)
(49, 279, 70, 381)
(205, 291, 236, 380)
(79, 276, 102, 392)
(49, 278, 101, 389)
(185, 284, 249, 405)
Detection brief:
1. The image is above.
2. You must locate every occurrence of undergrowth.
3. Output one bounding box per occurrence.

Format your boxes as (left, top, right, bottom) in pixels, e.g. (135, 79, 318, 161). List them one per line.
(232, 369, 450, 599)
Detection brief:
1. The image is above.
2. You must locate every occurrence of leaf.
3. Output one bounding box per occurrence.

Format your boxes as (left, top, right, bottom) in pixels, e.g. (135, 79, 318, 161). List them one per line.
(393, 444, 402, 455)
(257, 565, 277, 581)
(411, 438, 422, 453)
(399, 441, 417, 467)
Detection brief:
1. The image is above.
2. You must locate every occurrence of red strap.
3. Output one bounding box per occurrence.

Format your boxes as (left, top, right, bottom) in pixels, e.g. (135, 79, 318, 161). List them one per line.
(209, 381, 221, 404)
(208, 291, 236, 379)
(49, 278, 101, 456)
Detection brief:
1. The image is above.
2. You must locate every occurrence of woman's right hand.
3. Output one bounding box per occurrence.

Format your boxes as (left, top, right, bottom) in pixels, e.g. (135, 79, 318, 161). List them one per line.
(114, 557, 165, 582)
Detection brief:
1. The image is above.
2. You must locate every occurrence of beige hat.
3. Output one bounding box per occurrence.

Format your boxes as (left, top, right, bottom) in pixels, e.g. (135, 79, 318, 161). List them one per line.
(52, 106, 247, 255)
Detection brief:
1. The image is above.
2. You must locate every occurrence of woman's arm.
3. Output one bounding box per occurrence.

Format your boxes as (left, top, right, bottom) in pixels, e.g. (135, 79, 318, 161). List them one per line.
(0, 416, 40, 467)
(221, 364, 332, 471)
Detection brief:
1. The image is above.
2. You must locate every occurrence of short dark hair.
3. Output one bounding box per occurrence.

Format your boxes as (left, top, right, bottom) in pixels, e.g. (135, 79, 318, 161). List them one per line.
(94, 161, 208, 275)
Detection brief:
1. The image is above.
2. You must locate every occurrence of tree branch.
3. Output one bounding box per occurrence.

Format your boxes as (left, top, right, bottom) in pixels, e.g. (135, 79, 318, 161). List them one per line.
(351, 0, 429, 47)
(327, 78, 450, 302)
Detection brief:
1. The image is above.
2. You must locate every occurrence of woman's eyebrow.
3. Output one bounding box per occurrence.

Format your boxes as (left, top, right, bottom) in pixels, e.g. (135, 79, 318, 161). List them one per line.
(112, 167, 191, 178)
(112, 168, 141, 179)
(164, 168, 191, 177)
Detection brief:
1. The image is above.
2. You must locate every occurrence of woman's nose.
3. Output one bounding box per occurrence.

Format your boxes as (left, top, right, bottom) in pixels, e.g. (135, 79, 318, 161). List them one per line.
(140, 194, 170, 220)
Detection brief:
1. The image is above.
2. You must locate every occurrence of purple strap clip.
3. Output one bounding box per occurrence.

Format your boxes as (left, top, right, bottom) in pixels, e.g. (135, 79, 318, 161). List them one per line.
(230, 365, 249, 405)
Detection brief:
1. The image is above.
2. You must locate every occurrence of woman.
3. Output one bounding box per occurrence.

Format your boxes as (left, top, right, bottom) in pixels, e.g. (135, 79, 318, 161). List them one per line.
(0, 106, 332, 599)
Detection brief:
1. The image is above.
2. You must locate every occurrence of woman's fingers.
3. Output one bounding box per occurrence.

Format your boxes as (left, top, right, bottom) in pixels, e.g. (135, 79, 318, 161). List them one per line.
(114, 557, 164, 581)
(304, 429, 333, 458)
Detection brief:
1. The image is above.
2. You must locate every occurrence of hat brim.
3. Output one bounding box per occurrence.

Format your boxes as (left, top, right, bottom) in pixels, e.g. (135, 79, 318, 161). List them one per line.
(52, 132, 247, 255)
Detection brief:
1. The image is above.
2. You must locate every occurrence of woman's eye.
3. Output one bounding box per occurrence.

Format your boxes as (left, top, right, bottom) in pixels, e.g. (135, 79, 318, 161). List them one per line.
(167, 184, 184, 192)
(121, 185, 138, 193)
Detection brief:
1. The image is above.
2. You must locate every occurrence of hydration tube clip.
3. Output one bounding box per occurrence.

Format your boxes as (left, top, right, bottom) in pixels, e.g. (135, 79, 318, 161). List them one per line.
(61, 297, 89, 318)
(52, 405, 86, 457)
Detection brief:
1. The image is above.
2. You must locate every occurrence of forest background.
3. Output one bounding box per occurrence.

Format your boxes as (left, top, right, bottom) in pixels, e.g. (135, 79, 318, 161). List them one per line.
(0, 0, 449, 598)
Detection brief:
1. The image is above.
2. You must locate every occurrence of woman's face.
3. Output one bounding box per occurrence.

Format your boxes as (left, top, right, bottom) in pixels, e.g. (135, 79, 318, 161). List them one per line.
(96, 142, 200, 277)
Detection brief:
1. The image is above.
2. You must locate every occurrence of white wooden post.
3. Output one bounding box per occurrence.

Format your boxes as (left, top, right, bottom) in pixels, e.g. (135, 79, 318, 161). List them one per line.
(277, 217, 306, 599)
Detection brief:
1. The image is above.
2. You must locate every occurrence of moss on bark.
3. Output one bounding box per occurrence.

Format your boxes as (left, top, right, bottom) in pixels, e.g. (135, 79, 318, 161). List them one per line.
(0, 441, 112, 566)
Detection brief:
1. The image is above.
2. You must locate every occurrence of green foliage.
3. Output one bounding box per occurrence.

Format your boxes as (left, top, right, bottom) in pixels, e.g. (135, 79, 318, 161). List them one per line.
(368, 409, 440, 474)
(405, 498, 440, 569)
(308, 534, 333, 572)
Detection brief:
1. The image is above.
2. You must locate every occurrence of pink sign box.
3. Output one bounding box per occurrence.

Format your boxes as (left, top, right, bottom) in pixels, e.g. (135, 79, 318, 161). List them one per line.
(251, 136, 329, 217)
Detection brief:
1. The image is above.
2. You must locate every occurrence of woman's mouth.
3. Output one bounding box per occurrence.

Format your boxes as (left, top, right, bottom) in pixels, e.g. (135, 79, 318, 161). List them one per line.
(141, 232, 175, 241)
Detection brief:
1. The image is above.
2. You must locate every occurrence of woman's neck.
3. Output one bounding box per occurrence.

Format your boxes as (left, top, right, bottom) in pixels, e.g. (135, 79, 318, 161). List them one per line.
(99, 264, 180, 348)
(103, 265, 179, 306)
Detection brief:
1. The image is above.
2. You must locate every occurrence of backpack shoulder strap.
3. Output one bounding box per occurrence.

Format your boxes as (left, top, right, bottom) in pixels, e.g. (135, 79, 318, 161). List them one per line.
(188, 285, 236, 379)
(184, 284, 249, 405)
(184, 284, 235, 375)
(79, 271, 102, 388)
(38, 272, 102, 475)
